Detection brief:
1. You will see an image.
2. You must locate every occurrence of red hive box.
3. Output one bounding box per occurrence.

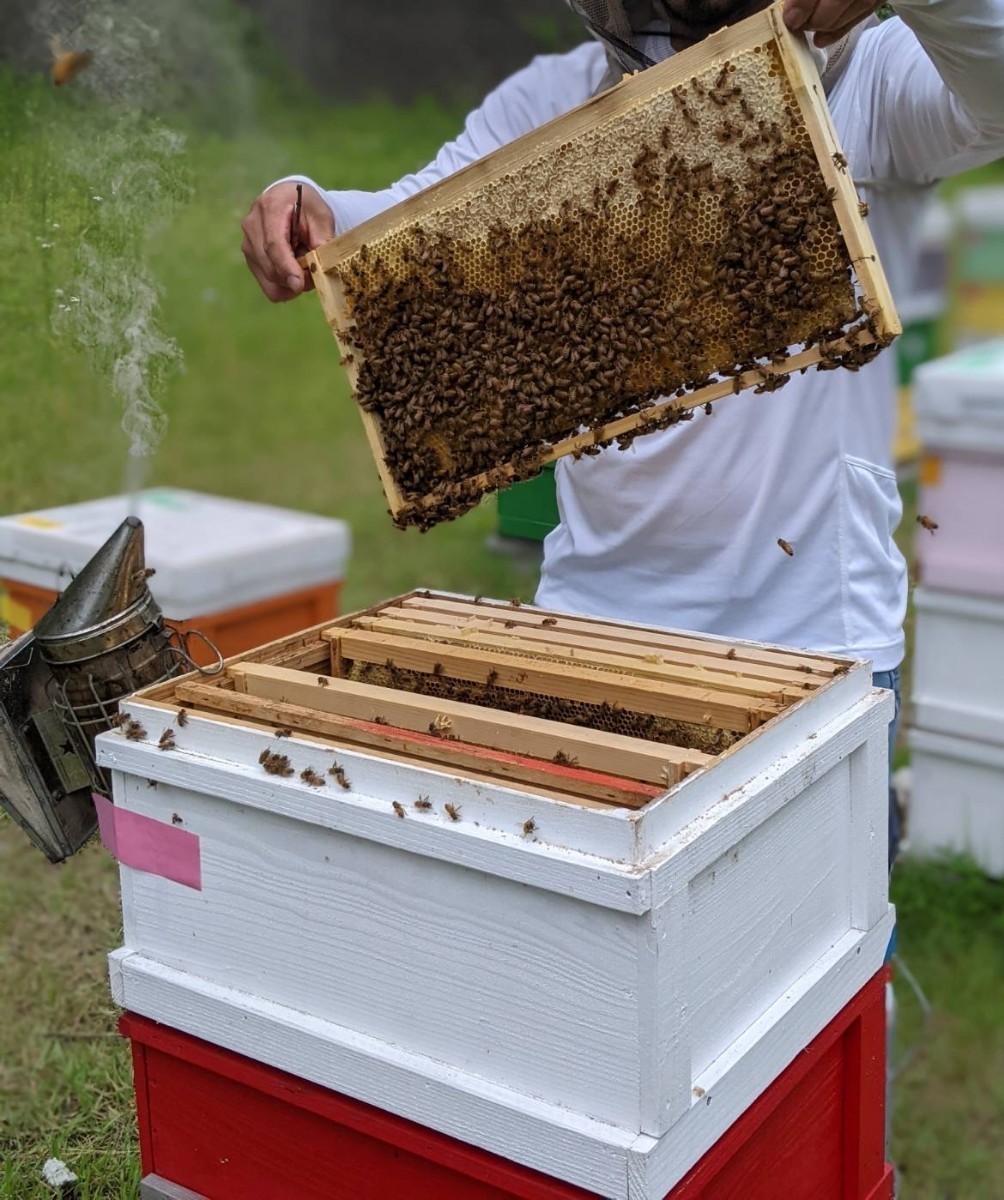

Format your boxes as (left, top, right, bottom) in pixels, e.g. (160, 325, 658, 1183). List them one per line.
(123, 970, 892, 1200)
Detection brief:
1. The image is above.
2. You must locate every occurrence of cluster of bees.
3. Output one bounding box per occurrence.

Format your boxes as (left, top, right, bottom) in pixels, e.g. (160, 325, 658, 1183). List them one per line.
(348, 658, 738, 755)
(333, 61, 889, 531)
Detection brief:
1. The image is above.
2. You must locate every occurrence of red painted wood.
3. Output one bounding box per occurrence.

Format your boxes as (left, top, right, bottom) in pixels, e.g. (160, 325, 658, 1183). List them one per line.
(119, 1015, 595, 1200)
(121, 969, 891, 1200)
(332, 714, 662, 799)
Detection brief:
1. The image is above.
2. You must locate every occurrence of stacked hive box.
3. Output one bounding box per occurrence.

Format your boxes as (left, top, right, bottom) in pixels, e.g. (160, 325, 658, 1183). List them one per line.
(98, 592, 894, 1198)
(0, 489, 350, 666)
(909, 343, 1004, 875)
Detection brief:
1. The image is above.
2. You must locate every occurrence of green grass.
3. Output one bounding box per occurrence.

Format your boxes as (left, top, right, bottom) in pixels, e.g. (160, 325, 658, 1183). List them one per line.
(1, 54, 1003, 1200)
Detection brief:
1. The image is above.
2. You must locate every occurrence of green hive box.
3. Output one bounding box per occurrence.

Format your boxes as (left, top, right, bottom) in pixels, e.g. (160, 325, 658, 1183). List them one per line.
(497, 463, 559, 542)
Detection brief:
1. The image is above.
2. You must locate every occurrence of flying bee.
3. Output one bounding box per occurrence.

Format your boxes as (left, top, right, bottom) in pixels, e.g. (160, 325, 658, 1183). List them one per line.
(301, 768, 326, 788)
(392, 801, 406, 818)
(917, 514, 939, 534)
(522, 818, 537, 837)
(777, 538, 795, 557)
(158, 728, 177, 752)
(444, 802, 461, 822)
(50, 38, 93, 87)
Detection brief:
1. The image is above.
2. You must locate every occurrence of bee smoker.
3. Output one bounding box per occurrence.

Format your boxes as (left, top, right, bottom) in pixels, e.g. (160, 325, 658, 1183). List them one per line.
(0, 516, 210, 862)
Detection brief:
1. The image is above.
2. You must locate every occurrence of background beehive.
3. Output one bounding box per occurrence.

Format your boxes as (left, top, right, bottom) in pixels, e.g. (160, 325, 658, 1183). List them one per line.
(306, 4, 899, 529)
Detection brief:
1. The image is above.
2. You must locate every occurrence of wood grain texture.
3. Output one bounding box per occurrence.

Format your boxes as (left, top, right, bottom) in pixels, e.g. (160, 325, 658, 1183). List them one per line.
(221, 662, 710, 784)
(326, 629, 778, 733)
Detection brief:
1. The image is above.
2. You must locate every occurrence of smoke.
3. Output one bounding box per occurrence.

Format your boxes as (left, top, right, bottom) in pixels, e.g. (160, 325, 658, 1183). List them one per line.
(32, 0, 254, 480)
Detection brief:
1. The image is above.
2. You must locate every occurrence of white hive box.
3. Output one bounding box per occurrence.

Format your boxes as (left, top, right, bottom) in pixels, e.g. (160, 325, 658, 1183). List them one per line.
(907, 728, 1004, 878)
(98, 593, 893, 1199)
(0, 488, 350, 620)
(912, 587, 1004, 746)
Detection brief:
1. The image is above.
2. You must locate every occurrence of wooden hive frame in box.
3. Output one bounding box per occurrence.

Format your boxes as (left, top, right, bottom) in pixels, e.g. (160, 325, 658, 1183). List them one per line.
(138, 589, 856, 810)
(304, 3, 899, 529)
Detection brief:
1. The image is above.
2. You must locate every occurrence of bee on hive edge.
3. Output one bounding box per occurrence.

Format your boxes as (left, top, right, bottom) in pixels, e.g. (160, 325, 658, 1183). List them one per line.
(158, 728, 177, 752)
(522, 818, 537, 837)
(414, 797, 433, 811)
(777, 538, 795, 556)
(392, 801, 406, 818)
(444, 803, 461, 822)
(176, 708, 189, 727)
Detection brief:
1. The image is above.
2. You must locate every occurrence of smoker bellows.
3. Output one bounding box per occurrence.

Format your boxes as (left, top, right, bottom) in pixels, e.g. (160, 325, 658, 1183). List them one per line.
(305, 3, 899, 530)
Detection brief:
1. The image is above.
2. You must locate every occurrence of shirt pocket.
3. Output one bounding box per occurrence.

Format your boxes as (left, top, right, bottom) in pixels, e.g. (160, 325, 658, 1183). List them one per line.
(840, 455, 906, 649)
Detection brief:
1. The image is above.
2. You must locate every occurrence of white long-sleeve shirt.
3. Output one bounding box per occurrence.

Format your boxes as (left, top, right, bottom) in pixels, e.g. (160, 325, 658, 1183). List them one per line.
(283, 0, 1004, 669)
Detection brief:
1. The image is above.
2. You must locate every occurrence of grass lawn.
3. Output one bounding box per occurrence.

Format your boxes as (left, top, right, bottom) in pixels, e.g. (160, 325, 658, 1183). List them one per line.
(1, 58, 1003, 1200)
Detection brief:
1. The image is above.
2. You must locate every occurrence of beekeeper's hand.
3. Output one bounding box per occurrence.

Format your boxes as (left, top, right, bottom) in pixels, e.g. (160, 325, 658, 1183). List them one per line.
(241, 181, 335, 303)
(783, 0, 880, 48)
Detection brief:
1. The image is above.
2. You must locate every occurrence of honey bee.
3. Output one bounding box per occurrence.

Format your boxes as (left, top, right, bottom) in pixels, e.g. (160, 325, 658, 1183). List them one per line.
(704, 402, 713, 416)
(261, 751, 294, 778)
(832, 151, 848, 172)
(522, 818, 537, 837)
(414, 796, 433, 811)
(917, 514, 939, 534)
(777, 538, 795, 556)
(147, 780, 158, 789)
(429, 714, 453, 738)
(328, 763, 351, 789)
(432, 661, 445, 677)
(503, 620, 516, 629)
(392, 800, 406, 818)
(110, 711, 130, 729)
(509, 597, 522, 607)
(372, 715, 389, 725)
(858, 200, 869, 218)
(317, 676, 330, 688)
(124, 720, 147, 741)
(552, 750, 579, 767)
(486, 670, 499, 687)
(726, 648, 737, 660)
(158, 728, 177, 752)
(444, 802, 461, 822)
(541, 617, 558, 628)
(50, 39, 93, 87)
(176, 708, 189, 728)
(171, 812, 182, 825)
(275, 728, 293, 739)
(300, 768, 326, 788)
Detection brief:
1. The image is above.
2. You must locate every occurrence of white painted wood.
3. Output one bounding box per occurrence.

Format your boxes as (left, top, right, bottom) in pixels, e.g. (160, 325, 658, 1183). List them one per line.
(683, 757, 852, 1082)
(644, 691, 891, 907)
(97, 721, 651, 914)
(639, 911, 894, 1200)
(907, 727, 1004, 877)
(110, 911, 891, 1200)
(115, 775, 646, 1129)
(848, 722, 892, 929)
(109, 949, 640, 1200)
(913, 586, 1004, 745)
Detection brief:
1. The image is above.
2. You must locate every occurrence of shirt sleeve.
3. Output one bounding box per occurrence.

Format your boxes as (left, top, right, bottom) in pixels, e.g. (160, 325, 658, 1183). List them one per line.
(845, 0, 1004, 185)
(271, 42, 608, 235)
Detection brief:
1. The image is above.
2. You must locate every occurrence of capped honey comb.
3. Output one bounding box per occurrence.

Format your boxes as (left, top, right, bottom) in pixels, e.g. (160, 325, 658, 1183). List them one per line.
(306, 3, 899, 530)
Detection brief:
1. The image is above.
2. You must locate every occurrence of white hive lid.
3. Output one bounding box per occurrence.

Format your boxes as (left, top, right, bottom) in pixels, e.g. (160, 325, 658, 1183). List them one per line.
(0, 489, 351, 618)
(913, 341, 1004, 455)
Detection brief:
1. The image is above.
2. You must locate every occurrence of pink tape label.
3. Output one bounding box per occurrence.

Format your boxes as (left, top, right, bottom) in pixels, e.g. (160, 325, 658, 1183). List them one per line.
(94, 794, 202, 890)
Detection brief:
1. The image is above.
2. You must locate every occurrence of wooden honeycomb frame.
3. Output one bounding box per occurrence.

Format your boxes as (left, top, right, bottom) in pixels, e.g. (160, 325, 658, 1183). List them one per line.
(137, 590, 858, 810)
(305, 4, 899, 529)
